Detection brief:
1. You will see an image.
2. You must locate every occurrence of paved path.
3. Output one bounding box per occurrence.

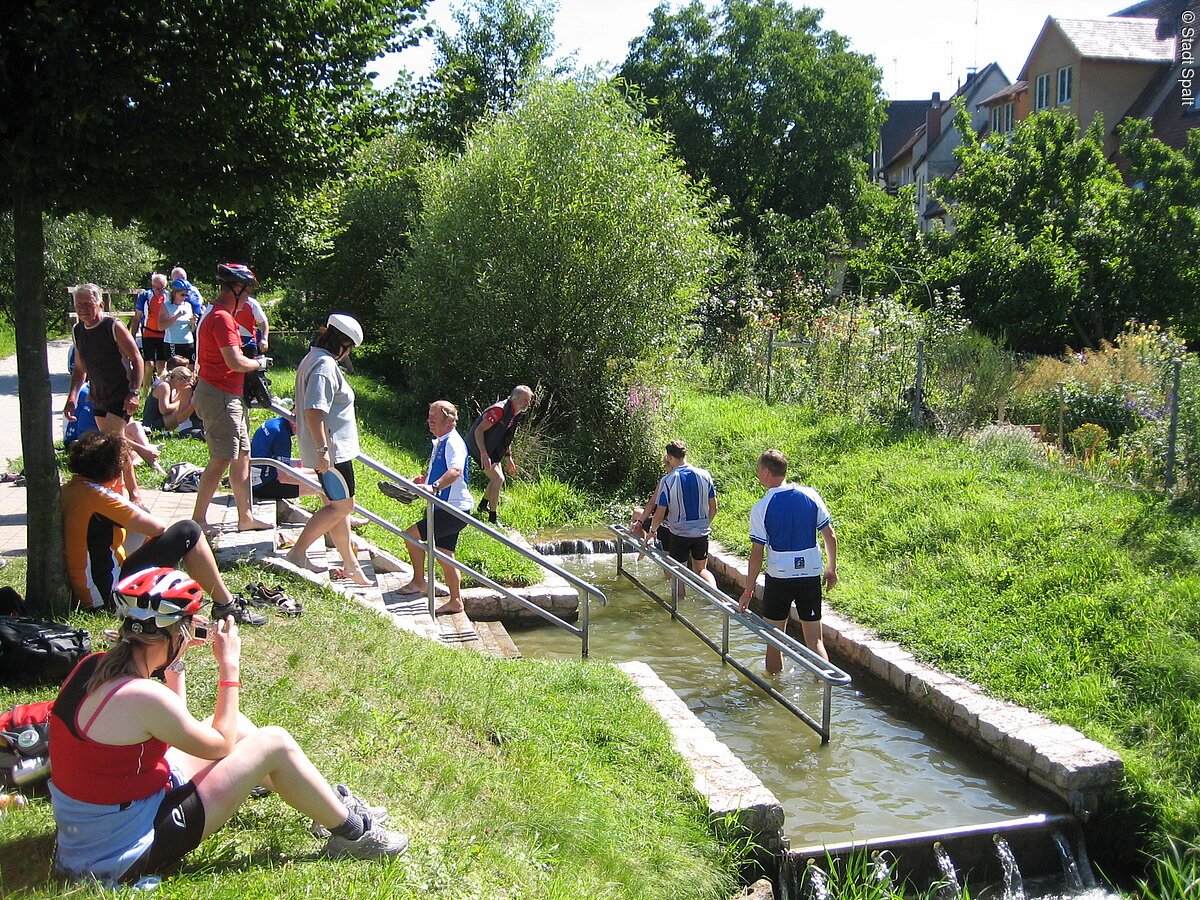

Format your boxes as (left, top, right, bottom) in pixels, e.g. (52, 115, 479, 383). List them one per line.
(0, 338, 73, 468)
(0, 339, 72, 558)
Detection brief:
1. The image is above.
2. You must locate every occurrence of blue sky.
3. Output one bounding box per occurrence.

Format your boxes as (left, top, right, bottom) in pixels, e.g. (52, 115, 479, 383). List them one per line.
(372, 0, 1132, 101)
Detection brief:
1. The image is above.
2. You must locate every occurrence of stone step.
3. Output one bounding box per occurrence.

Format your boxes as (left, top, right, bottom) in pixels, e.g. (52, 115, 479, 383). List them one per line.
(476, 620, 522, 659)
(212, 498, 277, 565)
(436, 610, 484, 651)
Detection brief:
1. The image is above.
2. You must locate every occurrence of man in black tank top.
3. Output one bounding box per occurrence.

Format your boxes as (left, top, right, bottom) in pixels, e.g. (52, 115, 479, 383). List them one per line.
(64, 284, 146, 505)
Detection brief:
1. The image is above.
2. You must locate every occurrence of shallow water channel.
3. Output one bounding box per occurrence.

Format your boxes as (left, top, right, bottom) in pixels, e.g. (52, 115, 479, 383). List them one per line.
(513, 554, 1052, 846)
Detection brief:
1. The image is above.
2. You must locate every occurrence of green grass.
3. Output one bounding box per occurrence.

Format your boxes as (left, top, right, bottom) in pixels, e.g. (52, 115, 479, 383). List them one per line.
(669, 389, 1200, 848)
(0, 562, 743, 899)
(0, 319, 16, 360)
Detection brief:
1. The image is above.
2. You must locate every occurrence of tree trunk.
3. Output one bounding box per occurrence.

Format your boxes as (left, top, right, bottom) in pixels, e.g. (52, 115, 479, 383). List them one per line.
(12, 173, 70, 618)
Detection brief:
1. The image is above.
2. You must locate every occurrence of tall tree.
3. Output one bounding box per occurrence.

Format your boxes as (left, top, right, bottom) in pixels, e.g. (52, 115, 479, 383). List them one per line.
(930, 105, 1129, 352)
(1118, 119, 1200, 343)
(395, 77, 725, 486)
(411, 0, 562, 152)
(1, 0, 424, 615)
(620, 0, 885, 236)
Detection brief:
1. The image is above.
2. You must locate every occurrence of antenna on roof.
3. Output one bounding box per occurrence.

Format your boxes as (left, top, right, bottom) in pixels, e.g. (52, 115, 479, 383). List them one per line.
(947, 41, 955, 84)
(974, 0, 980, 73)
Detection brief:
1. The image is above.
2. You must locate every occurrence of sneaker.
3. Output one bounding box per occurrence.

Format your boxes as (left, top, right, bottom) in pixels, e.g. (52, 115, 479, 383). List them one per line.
(487, 510, 498, 525)
(211, 596, 267, 627)
(310, 784, 389, 837)
(322, 817, 409, 860)
(377, 480, 417, 504)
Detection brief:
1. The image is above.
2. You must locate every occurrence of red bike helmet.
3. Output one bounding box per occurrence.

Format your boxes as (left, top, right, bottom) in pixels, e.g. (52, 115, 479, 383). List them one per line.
(113, 567, 204, 635)
(216, 263, 258, 288)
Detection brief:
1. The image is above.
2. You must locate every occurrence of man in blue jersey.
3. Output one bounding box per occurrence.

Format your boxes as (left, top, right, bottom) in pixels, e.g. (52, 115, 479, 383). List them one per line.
(646, 441, 718, 588)
(396, 400, 474, 615)
(738, 449, 838, 671)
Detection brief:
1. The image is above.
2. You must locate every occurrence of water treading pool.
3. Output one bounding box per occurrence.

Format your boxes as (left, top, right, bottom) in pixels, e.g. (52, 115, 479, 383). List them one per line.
(512, 554, 1051, 846)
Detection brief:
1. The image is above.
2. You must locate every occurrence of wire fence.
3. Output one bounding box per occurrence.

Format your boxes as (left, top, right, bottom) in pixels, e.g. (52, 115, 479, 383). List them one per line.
(705, 305, 1198, 497)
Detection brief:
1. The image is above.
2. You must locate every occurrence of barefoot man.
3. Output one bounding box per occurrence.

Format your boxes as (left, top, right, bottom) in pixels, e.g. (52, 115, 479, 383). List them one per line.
(396, 401, 474, 615)
(190, 264, 272, 536)
(738, 449, 837, 672)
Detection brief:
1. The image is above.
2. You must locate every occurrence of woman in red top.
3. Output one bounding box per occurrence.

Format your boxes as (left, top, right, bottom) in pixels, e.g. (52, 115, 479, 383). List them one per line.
(48, 568, 408, 885)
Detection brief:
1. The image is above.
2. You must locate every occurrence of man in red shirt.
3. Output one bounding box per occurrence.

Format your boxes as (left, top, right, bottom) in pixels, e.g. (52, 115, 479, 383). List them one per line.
(191, 264, 272, 536)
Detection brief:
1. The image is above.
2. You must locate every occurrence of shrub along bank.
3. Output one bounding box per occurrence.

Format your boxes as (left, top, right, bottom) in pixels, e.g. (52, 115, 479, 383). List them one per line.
(670, 389, 1200, 851)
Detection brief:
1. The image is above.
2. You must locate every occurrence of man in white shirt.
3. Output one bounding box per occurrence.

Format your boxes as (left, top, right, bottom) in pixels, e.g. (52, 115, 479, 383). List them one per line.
(396, 401, 474, 615)
(738, 449, 838, 671)
(646, 440, 718, 588)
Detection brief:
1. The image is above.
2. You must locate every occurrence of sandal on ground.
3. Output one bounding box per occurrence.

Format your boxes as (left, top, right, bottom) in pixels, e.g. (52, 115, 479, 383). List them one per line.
(274, 594, 303, 616)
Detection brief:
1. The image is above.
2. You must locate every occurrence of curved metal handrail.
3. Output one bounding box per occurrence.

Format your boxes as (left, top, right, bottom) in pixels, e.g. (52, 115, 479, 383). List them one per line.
(609, 523, 851, 741)
(258, 400, 605, 656)
(267, 403, 604, 604)
(251, 457, 590, 650)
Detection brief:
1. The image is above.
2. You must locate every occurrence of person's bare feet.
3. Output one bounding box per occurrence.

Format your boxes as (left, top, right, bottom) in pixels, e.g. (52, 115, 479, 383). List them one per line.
(335, 565, 372, 586)
(238, 518, 272, 532)
(435, 601, 464, 616)
(285, 548, 323, 573)
(194, 519, 221, 539)
(395, 581, 427, 596)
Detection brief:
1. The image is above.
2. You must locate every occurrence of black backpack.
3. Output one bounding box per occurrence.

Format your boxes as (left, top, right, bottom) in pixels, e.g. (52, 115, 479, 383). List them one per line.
(0, 617, 91, 685)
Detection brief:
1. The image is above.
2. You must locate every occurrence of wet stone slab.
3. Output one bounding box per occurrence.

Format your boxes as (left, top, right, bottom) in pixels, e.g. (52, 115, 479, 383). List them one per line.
(619, 660, 786, 855)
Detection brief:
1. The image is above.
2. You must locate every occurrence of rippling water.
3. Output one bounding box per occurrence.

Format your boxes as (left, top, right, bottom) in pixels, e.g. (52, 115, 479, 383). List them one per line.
(514, 554, 1050, 844)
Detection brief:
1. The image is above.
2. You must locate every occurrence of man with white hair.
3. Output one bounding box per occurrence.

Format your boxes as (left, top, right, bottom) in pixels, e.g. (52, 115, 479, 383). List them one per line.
(465, 385, 533, 524)
(64, 283, 146, 505)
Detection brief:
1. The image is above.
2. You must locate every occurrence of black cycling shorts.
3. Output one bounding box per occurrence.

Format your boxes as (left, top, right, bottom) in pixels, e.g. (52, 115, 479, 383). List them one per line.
(414, 508, 469, 552)
(120, 520, 202, 579)
(761, 574, 822, 622)
(121, 770, 206, 882)
(666, 533, 709, 563)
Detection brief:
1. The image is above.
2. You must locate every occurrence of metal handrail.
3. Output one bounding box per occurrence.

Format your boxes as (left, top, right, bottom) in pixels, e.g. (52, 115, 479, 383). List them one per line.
(609, 524, 851, 742)
(259, 401, 606, 656)
(251, 457, 592, 652)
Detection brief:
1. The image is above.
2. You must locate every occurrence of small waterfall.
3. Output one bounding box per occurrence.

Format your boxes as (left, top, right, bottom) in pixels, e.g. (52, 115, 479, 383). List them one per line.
(1074, 834, 1098, 889)
(993, 834, 1026, 900)
(933, 842, 963, 900)
(802, 860, 830, 900)
(1052, 831, 1085, 892)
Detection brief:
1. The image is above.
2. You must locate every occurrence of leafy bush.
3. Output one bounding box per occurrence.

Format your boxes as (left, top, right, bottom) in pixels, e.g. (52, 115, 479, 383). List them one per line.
(0, 211, 160, 329)
(390, 76, 724, 488)
(284, 132, 427, 339)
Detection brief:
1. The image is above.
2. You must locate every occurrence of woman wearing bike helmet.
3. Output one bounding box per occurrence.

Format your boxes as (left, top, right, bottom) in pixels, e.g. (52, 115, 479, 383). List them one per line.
(284, 314, 371, 585)
(48, 567, 407, 886)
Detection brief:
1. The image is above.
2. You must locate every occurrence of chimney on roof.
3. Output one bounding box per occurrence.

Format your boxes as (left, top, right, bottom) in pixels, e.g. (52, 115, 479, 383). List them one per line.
(926, 92, 942, 147)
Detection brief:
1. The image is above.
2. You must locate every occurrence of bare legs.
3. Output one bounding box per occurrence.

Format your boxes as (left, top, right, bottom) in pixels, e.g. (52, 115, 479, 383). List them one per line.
(166, 718, 350, 840)
(123, 421, 165, 475)
(398, 524, 462, 614)
(763, 616, 829, 674)
(192, 453, 270, 536)
(285, 497, 368, 585)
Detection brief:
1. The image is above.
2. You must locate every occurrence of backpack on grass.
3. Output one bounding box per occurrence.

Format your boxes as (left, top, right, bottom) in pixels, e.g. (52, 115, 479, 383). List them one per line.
(163, 462, 203, 493)
(0, 617, 91, 685)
